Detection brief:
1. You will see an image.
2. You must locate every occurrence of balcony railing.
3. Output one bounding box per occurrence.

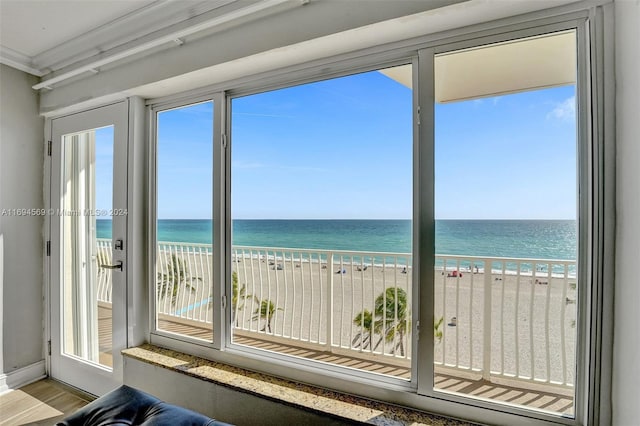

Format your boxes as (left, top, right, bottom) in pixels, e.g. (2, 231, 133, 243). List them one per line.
(96, 239, 576, 388)
(433, 256, 576, 388)
(231, 246, 413, 361)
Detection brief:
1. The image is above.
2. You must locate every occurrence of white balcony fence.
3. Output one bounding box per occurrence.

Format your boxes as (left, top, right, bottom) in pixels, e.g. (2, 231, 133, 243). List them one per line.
(96, 239, 113, 302)
(96, 239, 576, 387)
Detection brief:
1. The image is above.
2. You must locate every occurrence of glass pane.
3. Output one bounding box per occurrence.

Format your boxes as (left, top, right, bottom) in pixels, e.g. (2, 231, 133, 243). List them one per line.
(230, 65, 413, 380)
(61, 126, 114, 368)
(433, 31, 577, 416)
(156, 101, 214, 340)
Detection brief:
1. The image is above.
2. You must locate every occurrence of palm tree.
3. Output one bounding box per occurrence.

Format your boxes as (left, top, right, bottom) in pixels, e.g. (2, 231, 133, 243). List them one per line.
(373, 287, 409, 356)
(352, 287, 410, 356)
(157, 254, 200, 305)
(352, 309, 374, 349)
(251, 299, 282, 333)
(231, 271, 254, 326)
(434, 316, 444, 343)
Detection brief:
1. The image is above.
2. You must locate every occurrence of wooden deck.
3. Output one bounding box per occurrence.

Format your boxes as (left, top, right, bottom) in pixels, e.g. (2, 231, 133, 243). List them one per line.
(100, 306, 574, 416)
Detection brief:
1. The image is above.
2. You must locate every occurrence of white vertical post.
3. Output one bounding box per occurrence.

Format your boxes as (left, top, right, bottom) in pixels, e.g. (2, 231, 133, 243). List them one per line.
(455, 259, 460, 367)
(529, 262, 536, 379)
(469, 259, 474, 369)
(560, 263, 569, 385)
(515, 261, 521, 377)
(482, 259, 492, 380)
(544, 262, 552, 382)
(325, 252, 334, 351)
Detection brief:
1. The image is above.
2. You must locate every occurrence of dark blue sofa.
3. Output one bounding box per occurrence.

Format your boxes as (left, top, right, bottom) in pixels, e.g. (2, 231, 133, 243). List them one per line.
(57, 385, 232, 426)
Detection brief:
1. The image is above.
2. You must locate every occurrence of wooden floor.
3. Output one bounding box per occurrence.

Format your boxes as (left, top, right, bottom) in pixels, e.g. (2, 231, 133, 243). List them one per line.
(0, 379, 92, 426)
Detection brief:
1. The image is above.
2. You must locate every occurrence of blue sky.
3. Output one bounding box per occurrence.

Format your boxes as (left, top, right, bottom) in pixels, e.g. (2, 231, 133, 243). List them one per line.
(230, 71, 413, 219)
(435, 85, 576, 219)
(104, 67, 576, 220)
(157, 103, 213, 219)
(95, 126, 114, 213)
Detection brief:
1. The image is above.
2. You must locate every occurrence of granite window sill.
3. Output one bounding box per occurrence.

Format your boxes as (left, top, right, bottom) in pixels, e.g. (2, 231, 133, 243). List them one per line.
(122, 344, 476, 426)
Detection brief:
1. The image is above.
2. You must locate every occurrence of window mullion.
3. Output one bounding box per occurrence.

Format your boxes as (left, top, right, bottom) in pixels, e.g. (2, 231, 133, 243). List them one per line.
(416, 47, 436, 396)
(212, 91, 226, 350)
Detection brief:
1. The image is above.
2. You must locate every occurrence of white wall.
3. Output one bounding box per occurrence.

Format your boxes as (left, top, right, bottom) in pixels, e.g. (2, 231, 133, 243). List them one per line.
(612, 1, 640, 424)
(0, 64, 44, 375)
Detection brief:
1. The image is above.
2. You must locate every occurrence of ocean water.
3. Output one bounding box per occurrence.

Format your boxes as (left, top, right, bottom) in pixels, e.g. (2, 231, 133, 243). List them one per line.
(97, 219, 576, 261)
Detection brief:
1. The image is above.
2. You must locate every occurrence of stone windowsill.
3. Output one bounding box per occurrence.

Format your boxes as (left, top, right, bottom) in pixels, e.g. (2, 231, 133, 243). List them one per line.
(122, 344, 476, 426)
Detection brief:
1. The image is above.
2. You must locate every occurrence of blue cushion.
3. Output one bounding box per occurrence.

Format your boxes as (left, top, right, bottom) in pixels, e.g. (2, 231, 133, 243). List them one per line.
(57, 385, 232, 426)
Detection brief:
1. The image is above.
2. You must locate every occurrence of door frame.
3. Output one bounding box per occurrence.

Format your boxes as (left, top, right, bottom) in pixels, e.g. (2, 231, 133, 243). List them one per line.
(46, 100, 129, 396)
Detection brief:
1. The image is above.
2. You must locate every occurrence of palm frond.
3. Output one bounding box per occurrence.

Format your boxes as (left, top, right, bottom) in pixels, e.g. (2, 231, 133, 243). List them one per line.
(156, 254, 200, 305)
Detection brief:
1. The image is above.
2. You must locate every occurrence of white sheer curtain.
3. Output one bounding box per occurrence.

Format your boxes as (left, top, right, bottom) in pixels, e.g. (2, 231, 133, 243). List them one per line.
(62, 131, 99, 362)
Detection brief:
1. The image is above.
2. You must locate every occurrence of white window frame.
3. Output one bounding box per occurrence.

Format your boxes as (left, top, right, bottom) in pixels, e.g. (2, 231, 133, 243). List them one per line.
(223, 57, 420, 391)
(146, 6, 614, 425)
(415, 20, 593, 424)
(148, 94, 225, 350)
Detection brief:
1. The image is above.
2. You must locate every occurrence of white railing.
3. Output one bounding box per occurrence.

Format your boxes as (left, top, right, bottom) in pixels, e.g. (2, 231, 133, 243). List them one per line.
(434, 256, 577, 388)
(156, 241, 214, 324)
(231, 247, 412, 360)
(96, 239, 577, 387)
(96, 239, 113, 302)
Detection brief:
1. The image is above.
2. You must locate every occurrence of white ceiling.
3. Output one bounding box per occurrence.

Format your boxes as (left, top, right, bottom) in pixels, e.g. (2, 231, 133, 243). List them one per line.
(0, 0, 231, 76)
(3, 0, 467, 90)
(0, 0, 156, 58)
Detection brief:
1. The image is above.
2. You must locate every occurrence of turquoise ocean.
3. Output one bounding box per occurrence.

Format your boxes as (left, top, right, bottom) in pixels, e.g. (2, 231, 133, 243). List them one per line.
(97, 219, 576, 261)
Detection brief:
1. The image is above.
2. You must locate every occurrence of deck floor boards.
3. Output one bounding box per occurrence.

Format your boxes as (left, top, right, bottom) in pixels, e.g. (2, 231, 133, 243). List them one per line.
(153, 313, 575, 415)
(96, 304, 574, 416)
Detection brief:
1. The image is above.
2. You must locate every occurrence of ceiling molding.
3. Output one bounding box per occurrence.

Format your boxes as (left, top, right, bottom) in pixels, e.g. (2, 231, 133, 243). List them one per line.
(0, 0, 251, 78)
(32, 0, 299, 90)
(31, 0, 237, 73)
(0, 45, 45, 76)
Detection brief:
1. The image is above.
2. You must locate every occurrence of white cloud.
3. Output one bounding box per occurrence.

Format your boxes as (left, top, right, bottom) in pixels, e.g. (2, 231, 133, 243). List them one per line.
(547, 96, 576, 121)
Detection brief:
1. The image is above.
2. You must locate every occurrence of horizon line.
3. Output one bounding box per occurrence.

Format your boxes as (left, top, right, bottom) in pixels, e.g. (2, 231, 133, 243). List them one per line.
(144, 217, 578, 221)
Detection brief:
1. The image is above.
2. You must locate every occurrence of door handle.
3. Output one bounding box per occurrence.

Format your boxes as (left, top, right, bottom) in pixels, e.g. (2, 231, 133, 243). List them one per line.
(101, 261, 123, 271)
